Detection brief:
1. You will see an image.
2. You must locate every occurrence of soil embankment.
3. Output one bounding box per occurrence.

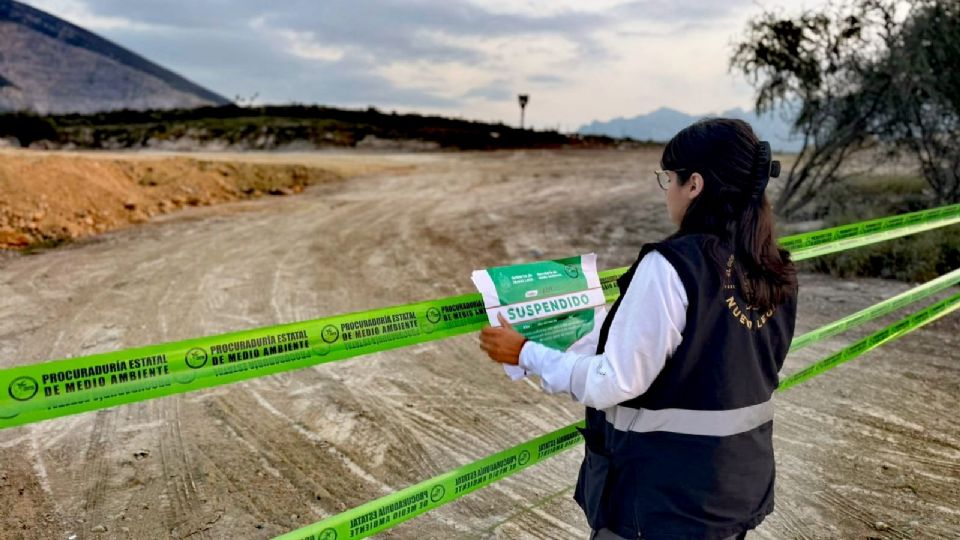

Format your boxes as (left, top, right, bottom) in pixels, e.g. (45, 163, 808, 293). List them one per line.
(0, 150, 404, 249)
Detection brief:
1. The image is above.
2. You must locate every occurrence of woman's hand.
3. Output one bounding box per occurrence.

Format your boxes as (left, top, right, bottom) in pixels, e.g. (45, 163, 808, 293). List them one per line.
(479, 313, 527, 365)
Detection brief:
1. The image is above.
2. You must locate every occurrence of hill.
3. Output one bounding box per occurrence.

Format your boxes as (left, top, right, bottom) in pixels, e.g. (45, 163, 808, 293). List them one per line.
(579, 106, 802, 152)
(0, 0, 229, 113)
(0, 104, 629, 150)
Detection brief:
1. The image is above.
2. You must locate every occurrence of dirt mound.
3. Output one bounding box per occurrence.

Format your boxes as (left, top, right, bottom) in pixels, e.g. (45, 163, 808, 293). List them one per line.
(0, 152, 347, 248)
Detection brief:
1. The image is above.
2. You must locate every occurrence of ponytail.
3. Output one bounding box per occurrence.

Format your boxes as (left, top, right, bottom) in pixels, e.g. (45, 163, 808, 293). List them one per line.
(662, 119, 797, 312)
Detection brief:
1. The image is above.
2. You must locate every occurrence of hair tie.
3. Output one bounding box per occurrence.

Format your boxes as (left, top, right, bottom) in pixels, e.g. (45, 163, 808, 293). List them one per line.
(751, 141, 780, 202)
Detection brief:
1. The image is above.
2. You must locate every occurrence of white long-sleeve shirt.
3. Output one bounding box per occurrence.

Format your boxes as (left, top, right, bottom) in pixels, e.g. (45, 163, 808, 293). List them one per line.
(518, 250, 688, 410)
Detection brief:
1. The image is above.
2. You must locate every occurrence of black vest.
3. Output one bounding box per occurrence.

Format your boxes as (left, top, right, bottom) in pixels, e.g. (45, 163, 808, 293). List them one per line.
(574, 234, 798, 539)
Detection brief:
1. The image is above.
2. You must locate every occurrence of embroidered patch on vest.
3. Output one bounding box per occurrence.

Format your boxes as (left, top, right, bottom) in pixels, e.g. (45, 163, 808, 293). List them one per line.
(722, 254, 777, 330)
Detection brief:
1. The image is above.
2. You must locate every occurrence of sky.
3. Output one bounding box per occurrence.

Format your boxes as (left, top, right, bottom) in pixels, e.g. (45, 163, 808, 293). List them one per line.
(25, 0, 830, 131)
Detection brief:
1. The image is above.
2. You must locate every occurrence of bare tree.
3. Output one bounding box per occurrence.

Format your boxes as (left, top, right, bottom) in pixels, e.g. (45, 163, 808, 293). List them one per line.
(872, 0, 960, 203)
(731, 1, 901, 217)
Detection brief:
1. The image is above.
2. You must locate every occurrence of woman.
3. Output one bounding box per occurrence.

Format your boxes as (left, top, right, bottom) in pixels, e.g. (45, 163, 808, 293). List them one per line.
(479, 118, 798, 540)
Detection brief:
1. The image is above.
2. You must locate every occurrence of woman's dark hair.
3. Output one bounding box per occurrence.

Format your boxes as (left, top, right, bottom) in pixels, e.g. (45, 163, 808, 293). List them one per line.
(661, 118, 797, 312)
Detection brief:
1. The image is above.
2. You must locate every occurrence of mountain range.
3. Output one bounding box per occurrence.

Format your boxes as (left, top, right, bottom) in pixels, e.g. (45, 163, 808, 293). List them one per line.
(0, 0, 229, 114)
(578, 106, 802, 152)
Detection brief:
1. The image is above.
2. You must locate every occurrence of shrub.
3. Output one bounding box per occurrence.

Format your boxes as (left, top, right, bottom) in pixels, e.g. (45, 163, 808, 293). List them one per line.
(798, 174, 960, 282)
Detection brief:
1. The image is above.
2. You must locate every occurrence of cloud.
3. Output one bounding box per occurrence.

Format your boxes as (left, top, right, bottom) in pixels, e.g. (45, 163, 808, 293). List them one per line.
(21, 0, 799, 126)
(248, 17, 344, 63)
(34, 0, 611, 61)
(21, 0, 159, 31)
(527, 74, 567, 85)
(462, 80, 515, 101)
(611, 0, 754, 23)
(23, 0, 626, 114)
(98, 22, 462, 108)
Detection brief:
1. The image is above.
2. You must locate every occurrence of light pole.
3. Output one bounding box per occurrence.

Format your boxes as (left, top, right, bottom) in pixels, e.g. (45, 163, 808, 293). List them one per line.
(518, 94, 529, 129)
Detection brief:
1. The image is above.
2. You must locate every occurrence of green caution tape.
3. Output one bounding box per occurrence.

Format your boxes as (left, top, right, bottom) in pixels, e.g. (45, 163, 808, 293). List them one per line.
(598, 203, 960, 299)
(0, 293, 489, 428)
(789, 267, 960, 351)
(274, 423, 586, 540)
(279, 291, 960, 540)
(1, 204, 958, 429)
(779, 292, 960, 390)
(780, 203, 960, 261)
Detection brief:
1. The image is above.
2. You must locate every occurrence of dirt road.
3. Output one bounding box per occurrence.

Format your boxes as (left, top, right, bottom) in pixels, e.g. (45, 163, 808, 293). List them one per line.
(0, 149, 957, 539)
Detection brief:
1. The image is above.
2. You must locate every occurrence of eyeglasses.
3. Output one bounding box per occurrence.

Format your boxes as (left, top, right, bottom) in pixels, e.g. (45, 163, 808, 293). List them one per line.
(654, 168, 685, 190)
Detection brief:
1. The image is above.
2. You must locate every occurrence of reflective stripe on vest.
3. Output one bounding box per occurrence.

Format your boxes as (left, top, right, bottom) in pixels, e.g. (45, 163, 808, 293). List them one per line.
(602, 398, 774, 437)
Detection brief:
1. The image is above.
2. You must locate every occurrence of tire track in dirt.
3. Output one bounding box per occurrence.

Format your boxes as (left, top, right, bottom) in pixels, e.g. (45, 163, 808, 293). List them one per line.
(159, 398, 222, 540)
(79, 411, 115, 529)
